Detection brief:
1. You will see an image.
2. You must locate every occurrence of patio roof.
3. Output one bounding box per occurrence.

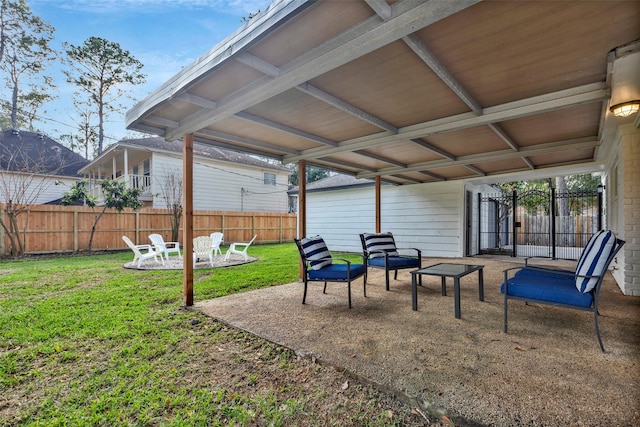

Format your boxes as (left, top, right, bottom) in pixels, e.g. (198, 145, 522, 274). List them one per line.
(126, 0, 640, 185)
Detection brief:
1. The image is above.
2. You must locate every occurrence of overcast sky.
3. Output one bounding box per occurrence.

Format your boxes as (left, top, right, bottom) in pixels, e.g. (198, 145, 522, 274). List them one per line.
(15, 0, 269, 151)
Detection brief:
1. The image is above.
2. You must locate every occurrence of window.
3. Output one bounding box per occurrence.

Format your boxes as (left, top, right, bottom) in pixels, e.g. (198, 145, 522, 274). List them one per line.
(263, 172, 276, 186)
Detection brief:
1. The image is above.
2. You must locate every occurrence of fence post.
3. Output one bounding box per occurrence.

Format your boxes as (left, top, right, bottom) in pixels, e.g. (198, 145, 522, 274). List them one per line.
(0, 207, 4, 256)
(551, 187, 556, 260)
(597, 184, 603, 230)
(512, 190, 517, 258)
(135, 211, 140, 244)
(74, 210, 78, 252)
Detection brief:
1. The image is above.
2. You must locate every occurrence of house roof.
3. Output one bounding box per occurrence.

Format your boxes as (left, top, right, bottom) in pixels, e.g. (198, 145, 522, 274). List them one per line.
(289, 173, 376, 195)
(125, 1, 640, 186)
(0, 129, 89, 177)
(80, 137, 289, 173)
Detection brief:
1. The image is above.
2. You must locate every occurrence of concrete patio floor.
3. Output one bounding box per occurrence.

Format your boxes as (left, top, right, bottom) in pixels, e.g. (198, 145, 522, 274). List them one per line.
(194, 256, 640, 426)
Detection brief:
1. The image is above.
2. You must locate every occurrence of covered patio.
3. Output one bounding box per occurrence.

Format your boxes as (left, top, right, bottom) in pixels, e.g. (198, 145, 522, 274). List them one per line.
(126, 0, 640, 303)
(195, 257, 640, 425)
(124, 2, 640, 423)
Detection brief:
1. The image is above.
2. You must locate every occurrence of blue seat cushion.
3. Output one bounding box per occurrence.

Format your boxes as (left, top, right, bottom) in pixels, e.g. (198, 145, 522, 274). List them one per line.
(501, 269, 593, 307)
(368, 256, 419, 269)
(308, 263, 366, 281)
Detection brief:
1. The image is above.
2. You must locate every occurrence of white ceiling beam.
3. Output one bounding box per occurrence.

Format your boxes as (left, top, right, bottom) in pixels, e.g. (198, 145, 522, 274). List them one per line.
(409, 138, 456, 161)
(192, 136, 285, 162)
(235, 52, 398, 137)
(146, 115, 180, 128)
(234, 111, 339, 147)
(236, 52, 280, 77)
(403, 34, 483, 114)
(284, 82, 608, 163)
(392, 174, 424, 183)
(367, 1, 483, 116)
(365, 0, 392, 20)
(296, 83, 398, 134)
(487, 123, 518, 151)
(196, 128, 300, 155)
(418, 170, 446, 181)
(314, 158, 379, 173)
(357, 136, 599, 179)
(353, 150, 407, 167)
(464, 164, 486, 176)
(126, 0, 315, 126)
(176, 93, 217, 109)
(522, 157, 535, 170)
(163, 0, 480, 141)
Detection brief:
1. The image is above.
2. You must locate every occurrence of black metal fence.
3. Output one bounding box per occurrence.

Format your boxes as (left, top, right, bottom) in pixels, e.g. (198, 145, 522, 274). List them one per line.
(478, 188, 602, 260)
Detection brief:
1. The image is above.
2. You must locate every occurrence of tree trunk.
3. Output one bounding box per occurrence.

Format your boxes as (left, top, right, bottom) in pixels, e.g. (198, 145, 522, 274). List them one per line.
(555, 176, 569, 216)
(98, 96, 104, 155)
(88, 207, 107, 251)
(11, 79, 19, 129)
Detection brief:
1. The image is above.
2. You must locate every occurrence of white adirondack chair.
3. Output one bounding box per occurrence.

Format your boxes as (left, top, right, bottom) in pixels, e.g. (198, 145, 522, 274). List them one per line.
(122, 236, 164, 268)
(193, 236, 214, 268)
(148, 233, 181, 260)
(224, 235, 257, 262)
(210, 232, 224, 257)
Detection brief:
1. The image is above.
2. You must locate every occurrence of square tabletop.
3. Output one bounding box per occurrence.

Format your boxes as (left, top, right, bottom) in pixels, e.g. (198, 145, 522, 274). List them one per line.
(412, 263, 484, 278)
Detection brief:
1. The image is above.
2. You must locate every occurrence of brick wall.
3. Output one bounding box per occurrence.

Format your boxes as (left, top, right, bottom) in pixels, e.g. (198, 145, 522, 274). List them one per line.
(622, 128, 640, 295)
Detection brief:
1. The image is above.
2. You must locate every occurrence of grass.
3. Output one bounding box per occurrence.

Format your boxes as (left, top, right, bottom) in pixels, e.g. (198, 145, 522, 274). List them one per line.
(0, 243, 428, 426)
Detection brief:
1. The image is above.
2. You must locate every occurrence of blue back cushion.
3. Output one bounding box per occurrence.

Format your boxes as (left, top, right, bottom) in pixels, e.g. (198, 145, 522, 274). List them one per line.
(575, 230, 616, 293)
(362, 233, 399, 258)
(300, 235, 332, 270)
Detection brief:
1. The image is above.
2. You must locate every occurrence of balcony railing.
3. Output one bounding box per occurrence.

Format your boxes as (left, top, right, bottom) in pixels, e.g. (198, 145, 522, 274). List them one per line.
(87, 174, 153, 201)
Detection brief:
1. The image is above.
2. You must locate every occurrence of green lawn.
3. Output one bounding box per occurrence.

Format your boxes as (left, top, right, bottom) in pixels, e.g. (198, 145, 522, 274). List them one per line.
(0, 244, 424, 426)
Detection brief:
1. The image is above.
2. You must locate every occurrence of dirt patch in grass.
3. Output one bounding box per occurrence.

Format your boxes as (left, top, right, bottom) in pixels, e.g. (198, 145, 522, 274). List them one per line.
(170, 313, 443, 426)
(1, 308, 443, 426)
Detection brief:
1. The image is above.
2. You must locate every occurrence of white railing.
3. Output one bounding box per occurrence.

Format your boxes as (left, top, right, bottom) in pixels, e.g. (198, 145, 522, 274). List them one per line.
(87, 174, 153, 201)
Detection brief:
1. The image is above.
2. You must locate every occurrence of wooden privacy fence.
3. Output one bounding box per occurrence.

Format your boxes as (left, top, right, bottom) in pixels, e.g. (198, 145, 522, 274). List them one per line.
(0, 204, 297, 256)
(515, 214, 598, 247)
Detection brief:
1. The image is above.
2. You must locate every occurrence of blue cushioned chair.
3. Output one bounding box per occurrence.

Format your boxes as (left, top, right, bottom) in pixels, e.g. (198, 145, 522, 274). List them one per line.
(501, 230, 625, 352)
(294, 236, 367, 308)
(360, 232, 422, 291)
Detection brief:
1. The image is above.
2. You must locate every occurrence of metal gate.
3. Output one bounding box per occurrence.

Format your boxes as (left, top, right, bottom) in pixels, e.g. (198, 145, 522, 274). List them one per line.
(478, 188, 602, 259)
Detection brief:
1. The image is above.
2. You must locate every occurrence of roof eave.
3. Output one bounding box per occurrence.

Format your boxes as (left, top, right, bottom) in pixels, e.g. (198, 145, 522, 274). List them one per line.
(125, 0, 316, 133)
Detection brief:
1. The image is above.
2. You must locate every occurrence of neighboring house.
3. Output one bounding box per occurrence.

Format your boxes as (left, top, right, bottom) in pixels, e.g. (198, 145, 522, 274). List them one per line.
(78, 137, 291, 212)
(0, 129, 89, 205)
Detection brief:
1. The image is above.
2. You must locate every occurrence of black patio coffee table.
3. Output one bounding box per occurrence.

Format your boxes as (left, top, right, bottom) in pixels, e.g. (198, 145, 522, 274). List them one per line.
(411, 263, 484, 319)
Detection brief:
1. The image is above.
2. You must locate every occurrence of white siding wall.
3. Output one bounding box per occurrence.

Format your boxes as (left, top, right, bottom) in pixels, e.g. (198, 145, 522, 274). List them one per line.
(306, 181, 465, 257)
(151, 154, 289, 212)
(306, 186, 375, 252)
(0, 173, 79, 205)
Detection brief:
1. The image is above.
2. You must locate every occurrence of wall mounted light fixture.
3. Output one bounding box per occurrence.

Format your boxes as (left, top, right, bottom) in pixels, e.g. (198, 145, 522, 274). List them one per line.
(609, 100, 640, 117)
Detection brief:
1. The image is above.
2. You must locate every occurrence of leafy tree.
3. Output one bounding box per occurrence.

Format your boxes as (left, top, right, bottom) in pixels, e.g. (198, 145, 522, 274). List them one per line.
(60, 179, 143, 251)
(18, 77, 56, 130)
(63, 37, 146, 155)
(0, 0, 55, 129)
(0, 0, 45, 63)
(288, 164, 330, 186)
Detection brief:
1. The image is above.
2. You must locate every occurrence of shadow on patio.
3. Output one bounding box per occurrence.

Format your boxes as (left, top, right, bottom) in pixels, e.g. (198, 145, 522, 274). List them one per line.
(194, 256, 640, 426)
